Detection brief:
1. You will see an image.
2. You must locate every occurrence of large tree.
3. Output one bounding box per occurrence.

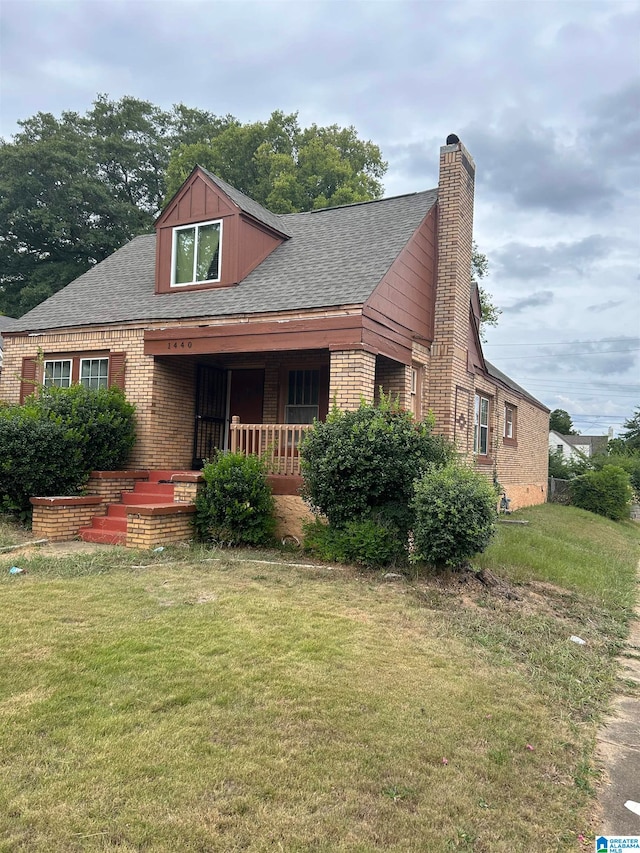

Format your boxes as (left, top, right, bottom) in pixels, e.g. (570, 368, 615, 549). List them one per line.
(0, 100, 386, 316)
(549, 409, 579, 435)
(1, 97, 500, 328)
(164, 110, 387, 212)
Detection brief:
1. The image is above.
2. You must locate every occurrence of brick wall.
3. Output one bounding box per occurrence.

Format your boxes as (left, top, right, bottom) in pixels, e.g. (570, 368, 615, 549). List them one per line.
(86, 471, 148, 503)
(329, 349, 376, 409)
(472, 375, 548, 509)
(30, 496, 105, 542)
(374, 357, 412, 408)
(126, 505, 195, 549)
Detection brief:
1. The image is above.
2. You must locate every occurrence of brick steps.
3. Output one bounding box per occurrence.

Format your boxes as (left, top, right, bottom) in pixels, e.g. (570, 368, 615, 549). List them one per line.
(79, 469, 183, 545)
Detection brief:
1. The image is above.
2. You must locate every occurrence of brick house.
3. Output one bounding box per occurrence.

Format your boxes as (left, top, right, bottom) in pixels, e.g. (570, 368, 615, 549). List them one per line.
(0, 136, 549, 543)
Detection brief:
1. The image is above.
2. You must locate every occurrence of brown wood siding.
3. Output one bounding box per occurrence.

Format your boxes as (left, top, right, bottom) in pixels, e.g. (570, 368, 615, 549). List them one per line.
(154, 170, 285, 293)
(237, 215, 284, 281)
(365, 206, 436, 345)
(144, 315, 366, 356)
(159, 174, 236, 226)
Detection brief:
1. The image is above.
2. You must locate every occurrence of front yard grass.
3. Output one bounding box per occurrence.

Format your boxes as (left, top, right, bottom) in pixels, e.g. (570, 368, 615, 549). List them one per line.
(0, 504, 638, 852)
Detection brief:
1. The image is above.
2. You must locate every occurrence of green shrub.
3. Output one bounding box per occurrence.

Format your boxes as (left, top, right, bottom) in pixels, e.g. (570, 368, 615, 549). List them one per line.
(30, 385, 136, 472)
(300, 396, 453, 536)
(194, 452, 276, 546)
(592, 452, 640, 498)
(0, 408, 86, 518)
(303, 517, 405, 568)
(548, 447, 590, 480)
(0, 385, 136, 519)
(569, 465, 632, 521)
(411, 462, 498, 569)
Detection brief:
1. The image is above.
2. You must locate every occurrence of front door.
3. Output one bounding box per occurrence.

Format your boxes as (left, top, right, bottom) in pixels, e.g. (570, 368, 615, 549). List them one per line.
(192, 365, 228, 468)
(228, 369, 265, 425)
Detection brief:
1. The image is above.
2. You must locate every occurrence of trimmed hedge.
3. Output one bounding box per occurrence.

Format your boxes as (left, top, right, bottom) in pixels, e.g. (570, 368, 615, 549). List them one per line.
(0, 410, 86, 517)
(411, 462, 498, 568)
(0, 385, 136, 519)
(194, 452, 276, 546)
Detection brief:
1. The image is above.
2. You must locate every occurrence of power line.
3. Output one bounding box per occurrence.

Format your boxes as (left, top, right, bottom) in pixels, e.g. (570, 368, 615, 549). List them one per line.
(484, 338, 640, 348)
(495, 348, 640, 360)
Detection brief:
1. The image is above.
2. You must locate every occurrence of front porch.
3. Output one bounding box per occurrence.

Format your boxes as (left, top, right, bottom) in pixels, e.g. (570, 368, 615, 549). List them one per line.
(132, 346, 424, 472)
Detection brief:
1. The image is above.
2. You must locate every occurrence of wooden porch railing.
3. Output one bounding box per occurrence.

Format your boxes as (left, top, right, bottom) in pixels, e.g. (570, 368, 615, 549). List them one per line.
(229, 417, 313, 475)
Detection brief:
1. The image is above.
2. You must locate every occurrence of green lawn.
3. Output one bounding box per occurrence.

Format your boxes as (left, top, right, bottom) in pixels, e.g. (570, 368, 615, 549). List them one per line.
(0, 505, 638, 852)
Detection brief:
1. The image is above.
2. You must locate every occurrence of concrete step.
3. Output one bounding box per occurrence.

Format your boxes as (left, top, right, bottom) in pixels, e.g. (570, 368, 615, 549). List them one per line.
(88, 515, 127, 533)
(122, 491, 176, 506)
(130, 482, 175, 499)
(147, 469, 181, 483)
(79, 527, 126, 545)
(107, 504, 128, 518)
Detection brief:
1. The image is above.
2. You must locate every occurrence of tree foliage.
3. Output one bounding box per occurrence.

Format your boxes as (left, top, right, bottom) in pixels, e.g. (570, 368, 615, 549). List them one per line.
(0, 99, 386, 316)
(619, 407, 640, 451)
(549, 409, 579, 435)
(164, 110, 386, 212)
(471, 242, 500, 333)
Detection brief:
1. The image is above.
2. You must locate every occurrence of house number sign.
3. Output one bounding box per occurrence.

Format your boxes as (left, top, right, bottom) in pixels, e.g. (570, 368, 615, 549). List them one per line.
(166, 340, 193, 350)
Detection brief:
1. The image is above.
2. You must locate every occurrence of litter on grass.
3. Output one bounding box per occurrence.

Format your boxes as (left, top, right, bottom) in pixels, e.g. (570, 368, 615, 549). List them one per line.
(9, 566, 25, 575)
(569, 635, 587, 645)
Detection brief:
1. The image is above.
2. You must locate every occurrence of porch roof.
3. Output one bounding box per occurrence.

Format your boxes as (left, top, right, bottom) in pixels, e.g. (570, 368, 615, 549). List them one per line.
(9, 189, 437, 333)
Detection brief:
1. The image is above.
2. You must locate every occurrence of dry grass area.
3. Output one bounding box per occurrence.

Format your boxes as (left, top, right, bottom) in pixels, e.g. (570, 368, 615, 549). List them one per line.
(0, 506, 637, 852)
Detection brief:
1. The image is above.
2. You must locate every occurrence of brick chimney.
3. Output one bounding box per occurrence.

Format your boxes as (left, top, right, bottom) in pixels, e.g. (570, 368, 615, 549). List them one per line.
(428, 135, 476, 445)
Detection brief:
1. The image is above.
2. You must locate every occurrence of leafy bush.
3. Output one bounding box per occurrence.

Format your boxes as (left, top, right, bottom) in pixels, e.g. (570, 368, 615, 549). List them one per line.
(194, 452, 276, 546)
(591, 452, 640, 499)
(569, 465, 632, 521)
(0, 409, 86, 518)
(29, 385, 136, 472)
(303, 517, 405, 568)
(548, 447, 590, 480)
(0, 385, 136, 519)
(300, 396, 453, 536)
(411, 462, 498, 568)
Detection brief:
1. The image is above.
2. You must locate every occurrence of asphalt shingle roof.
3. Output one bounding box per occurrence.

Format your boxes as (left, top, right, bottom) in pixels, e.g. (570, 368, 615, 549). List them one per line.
(10, 189, 438, 333)
(484, 360, 550, 412)
(198, 167, 291, 237)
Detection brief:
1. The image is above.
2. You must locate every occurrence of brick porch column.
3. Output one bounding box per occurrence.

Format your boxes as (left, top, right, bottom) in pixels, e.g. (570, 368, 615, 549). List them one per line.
(329, 349, 376, 411)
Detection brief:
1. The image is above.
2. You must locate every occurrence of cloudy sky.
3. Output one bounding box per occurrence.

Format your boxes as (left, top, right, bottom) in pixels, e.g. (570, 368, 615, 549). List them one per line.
(1, 0, 638, 435)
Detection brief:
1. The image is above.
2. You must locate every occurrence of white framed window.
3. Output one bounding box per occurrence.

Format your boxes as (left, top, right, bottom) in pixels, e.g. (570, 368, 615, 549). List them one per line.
(473, 393, 490, 456)
(171, 219, 222, 286)
(286, 369, 319, 424)
(80, 358, 109, 389)
(504, 403, 517, 441)
(43, 359, 72, 388)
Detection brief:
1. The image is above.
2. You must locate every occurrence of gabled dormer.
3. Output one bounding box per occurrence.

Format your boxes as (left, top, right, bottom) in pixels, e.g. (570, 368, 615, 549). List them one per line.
(154, 166, 291, 294)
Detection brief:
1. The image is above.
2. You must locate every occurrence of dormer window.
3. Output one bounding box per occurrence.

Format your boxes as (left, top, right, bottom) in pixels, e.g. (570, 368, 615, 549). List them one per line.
(171, 220, 222, 287)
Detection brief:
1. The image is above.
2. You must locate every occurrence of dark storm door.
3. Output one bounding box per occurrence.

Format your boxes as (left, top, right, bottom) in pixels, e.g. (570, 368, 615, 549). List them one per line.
(192, 365, 228, 468)
(227, 368, 265, 454)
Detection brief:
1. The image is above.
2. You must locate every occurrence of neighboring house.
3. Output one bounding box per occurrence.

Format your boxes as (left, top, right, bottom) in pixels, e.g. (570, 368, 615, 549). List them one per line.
(0, 136, 549, 511)
(0, 315, 17, 372)
(549, 430, 608, 461)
